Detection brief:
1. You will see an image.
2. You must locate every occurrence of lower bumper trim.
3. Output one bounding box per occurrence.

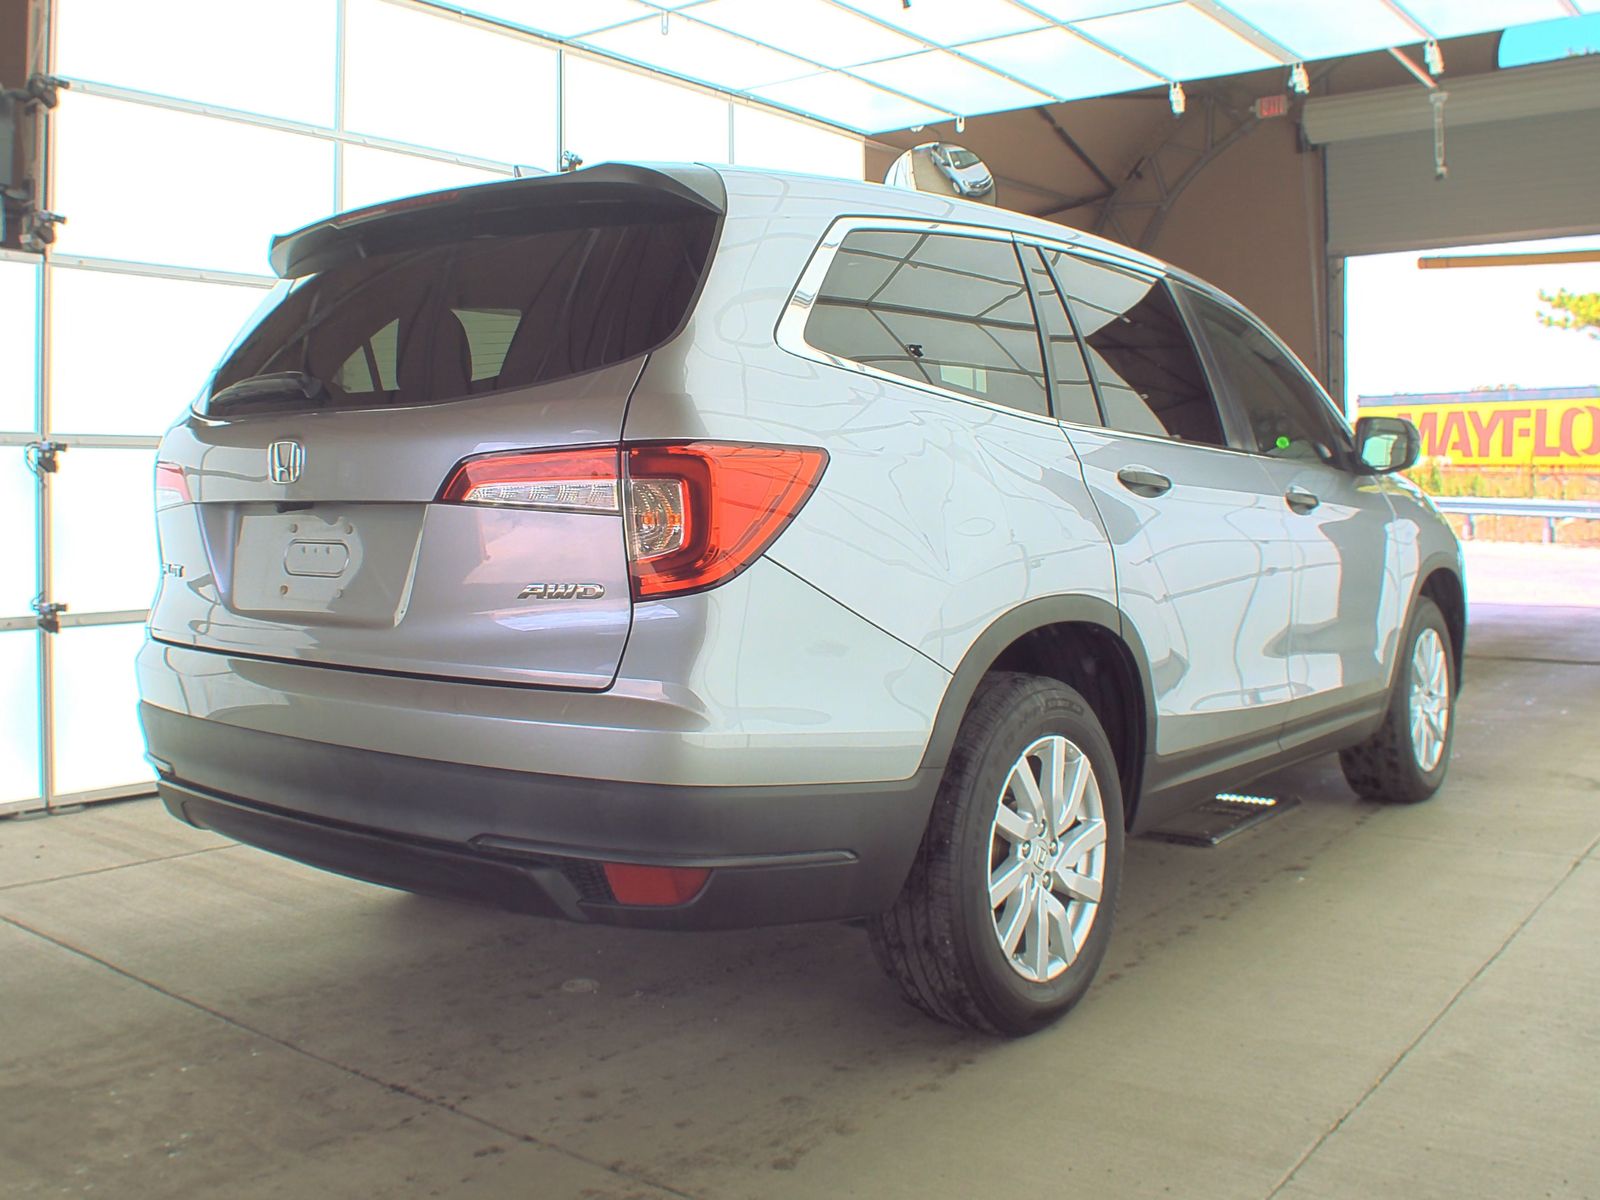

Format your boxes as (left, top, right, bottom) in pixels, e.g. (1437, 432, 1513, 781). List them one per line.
(142, 703, 938, 930)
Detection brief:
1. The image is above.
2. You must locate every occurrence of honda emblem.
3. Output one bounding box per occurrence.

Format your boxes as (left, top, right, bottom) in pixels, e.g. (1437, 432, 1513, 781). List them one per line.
(267, 440, 304, 484)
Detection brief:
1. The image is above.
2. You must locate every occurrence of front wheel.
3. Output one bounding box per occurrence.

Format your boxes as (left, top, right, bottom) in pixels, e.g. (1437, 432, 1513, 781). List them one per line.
(1339, 596, 1456, 804)
(868, 672, 1125, 1036)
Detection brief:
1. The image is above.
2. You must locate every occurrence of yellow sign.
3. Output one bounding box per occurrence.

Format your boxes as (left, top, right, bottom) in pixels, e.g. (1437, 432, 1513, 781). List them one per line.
(1356, 394, 1600, 470)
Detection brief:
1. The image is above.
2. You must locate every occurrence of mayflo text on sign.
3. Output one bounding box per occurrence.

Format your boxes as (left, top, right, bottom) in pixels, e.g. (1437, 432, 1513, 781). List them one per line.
(1356, 387, 1600, 470)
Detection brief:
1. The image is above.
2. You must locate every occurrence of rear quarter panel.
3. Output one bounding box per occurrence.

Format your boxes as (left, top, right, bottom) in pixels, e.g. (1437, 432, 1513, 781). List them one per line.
(623, 170, 1117, 672)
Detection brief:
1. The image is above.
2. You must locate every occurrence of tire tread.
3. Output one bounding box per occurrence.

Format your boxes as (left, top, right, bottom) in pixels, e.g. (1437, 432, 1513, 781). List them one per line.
(1338, 598, 1453, 805)
(868, 671, 1119, 1035)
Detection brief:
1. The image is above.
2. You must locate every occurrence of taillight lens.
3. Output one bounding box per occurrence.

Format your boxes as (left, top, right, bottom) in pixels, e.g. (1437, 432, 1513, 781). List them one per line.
(625, 443, 827, 600)
(437, 446, 620, 513)
(154, 461, 191, 509)
(437, 441, 826, 600)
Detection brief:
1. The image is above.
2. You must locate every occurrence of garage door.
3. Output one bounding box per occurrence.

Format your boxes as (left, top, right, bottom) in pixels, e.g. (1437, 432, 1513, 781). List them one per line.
(2, 0, 864, 817)
(1305, 57, 1600, 255)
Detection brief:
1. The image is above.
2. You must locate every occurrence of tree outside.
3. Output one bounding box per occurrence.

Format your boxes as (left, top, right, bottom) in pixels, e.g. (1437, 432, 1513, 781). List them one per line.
(1538, 289, 1600, 339)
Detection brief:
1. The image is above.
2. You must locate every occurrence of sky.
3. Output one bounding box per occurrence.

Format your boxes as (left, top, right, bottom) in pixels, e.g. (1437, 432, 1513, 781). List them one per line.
(1344, 234, 1600, 400)
(1499, 12, 1600, 68)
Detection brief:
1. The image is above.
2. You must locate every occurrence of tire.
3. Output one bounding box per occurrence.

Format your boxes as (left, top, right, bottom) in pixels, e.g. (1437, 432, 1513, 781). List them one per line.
(867, 672, 1125, 1036)
(1339, 596, 1456, 805)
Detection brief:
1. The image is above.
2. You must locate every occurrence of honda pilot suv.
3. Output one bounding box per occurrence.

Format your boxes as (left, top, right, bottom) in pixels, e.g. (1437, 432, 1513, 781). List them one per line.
(139, 164, 1464, 1035)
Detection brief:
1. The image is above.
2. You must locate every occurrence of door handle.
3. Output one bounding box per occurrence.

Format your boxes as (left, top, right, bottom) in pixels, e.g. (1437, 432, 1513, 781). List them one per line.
(1285, 485, 1320, 514)
(1116, 466, 1172, 498)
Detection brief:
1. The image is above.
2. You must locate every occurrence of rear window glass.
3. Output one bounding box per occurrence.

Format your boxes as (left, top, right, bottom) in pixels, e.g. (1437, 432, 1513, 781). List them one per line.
(208, 217, 714, 413)
(805, 229, 1049, 417)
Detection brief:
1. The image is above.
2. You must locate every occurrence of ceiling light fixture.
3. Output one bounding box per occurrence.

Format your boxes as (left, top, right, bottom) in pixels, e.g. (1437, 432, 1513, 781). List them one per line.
(1289, 63, 1309, 94)
(1168, 81, 1186, 115)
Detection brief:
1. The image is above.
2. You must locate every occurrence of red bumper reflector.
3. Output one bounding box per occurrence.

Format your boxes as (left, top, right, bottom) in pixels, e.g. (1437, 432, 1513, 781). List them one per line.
(602, 863, 711, 906)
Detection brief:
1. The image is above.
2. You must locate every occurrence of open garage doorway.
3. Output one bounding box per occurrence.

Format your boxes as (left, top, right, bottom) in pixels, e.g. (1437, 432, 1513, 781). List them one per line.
(1344, 234, 1600, 551)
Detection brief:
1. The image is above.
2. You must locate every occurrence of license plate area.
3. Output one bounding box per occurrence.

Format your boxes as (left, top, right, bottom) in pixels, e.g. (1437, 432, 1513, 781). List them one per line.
(230, 506, 423, 626)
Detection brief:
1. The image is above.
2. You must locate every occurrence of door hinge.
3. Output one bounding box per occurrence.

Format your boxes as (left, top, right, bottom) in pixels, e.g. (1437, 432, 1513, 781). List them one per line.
(30, 594, 67, 634)
(23, 440, 66, 476)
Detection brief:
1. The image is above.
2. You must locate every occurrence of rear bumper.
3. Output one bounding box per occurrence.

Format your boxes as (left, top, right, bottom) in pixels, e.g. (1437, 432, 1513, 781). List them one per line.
(141, 703, 938, 929)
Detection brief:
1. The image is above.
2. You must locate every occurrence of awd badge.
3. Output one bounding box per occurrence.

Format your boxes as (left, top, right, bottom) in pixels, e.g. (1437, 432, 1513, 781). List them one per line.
(518, 583, 605, 600)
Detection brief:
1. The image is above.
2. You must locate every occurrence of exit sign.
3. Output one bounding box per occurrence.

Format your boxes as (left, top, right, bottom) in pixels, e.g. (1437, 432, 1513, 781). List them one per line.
(1253, 94, 1290, 119)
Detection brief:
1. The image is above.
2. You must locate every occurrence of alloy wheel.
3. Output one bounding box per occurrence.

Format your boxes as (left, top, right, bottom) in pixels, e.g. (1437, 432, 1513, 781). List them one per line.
(1408, 627, 1451, 772)
(987, 734, 1108, 983)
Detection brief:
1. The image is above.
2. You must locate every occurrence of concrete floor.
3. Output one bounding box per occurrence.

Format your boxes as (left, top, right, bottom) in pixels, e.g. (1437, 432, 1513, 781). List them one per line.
(3, 546, 1597, 1200)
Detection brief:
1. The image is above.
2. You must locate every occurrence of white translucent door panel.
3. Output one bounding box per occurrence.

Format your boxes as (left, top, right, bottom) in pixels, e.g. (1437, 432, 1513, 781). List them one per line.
(50, 267, 270, 436)
(0, 257, 38, 433)
(50, 623, 152, 797)
(344, 0, 558, 168)
(0, 632, 42, 807)
(55, 0, 337, 125)
(564, 58, 731, 165)
(341, 145, 507, 214)
(50, 448, 159, 615)
(52, 93, 335, 273)
(1, 455, 37, 618)
(732, 105, 864, 179)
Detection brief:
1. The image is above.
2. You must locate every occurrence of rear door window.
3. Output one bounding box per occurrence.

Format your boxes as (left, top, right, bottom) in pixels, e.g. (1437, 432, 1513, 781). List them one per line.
(1045, 251, 1226, 447)
(208, 216, 714, 413)
(805, 228, 1050, 417)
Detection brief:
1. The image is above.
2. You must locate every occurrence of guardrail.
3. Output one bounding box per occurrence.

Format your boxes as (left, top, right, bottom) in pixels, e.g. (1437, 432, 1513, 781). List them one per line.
(1431, 496, 1600, 542)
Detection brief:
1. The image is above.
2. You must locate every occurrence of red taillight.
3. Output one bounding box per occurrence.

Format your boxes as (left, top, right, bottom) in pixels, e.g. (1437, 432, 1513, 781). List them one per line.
(437, 441, 827, 600)
(602, 863, 710, 906)
(625, 443, 827, 600)
(154, 460, 191, 509)
(437, 446, 621, 513)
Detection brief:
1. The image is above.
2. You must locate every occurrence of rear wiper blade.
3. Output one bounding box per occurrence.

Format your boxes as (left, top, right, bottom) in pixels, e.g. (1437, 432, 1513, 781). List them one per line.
(207, 371, 328, 413)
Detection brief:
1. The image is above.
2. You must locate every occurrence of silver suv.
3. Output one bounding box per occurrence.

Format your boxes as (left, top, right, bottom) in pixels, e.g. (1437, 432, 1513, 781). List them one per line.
(139, 165, 1464, 1035)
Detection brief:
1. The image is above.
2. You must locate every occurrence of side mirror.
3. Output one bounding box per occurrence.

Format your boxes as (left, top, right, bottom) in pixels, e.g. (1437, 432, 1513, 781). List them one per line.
(1354, 415, 1420, 474)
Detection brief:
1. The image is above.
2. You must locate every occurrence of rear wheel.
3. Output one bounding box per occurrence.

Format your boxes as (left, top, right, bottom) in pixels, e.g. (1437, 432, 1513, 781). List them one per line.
(1339, 597, 1456, 804)
(868, 672, 1124, 1036)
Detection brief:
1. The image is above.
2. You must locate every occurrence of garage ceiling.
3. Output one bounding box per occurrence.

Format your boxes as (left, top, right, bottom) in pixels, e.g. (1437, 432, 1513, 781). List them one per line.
(424, 0, 1599, 131)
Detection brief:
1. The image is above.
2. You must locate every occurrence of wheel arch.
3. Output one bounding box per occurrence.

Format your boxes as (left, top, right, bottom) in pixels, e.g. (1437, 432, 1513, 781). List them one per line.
(918, 596, 1155, 829)
(1417, 557, 1467, 690)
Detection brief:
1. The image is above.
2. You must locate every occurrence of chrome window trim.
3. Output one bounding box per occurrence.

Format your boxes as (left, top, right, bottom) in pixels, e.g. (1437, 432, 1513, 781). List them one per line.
(1022, 235, 1166, 283)
(1056, 416, 1269, 461)
(774, 215, 1059, 427)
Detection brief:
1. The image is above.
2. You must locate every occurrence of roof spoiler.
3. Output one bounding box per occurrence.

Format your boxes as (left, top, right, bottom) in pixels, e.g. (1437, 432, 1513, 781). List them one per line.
(268, 162, 727, 278)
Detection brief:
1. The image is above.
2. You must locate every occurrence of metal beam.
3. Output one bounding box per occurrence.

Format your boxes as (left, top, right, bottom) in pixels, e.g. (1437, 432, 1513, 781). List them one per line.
(1419, 249, 1600, 269)
(1188, 0, 1302, 63)
(1387, 46, 1440, 91)
(1035, 108, 1118, 194)
(1093, 93, 1262, 250)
